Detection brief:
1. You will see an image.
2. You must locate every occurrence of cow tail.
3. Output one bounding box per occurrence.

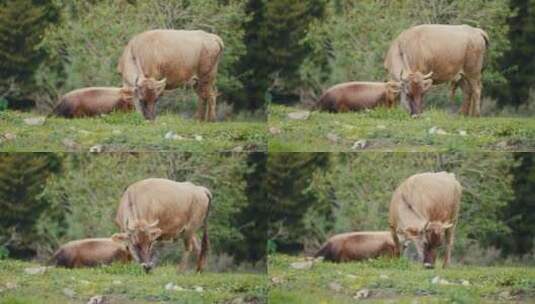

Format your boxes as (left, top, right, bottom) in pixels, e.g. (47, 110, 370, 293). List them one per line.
(478, 29, 490, 49)
(197, 190, 212, 273)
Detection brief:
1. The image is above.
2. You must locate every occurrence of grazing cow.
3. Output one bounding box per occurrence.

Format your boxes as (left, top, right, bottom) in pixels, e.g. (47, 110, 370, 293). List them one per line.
(52, 87, 134, 118)
(384, 24, 489, 117)
(117, 29, 224, 121)
(114, 178, 211, 273)
(316, 81, 401, 112)
(51, 236, 131, 268)
(314, 231, 396, 262)
(388, 172, 462, 269)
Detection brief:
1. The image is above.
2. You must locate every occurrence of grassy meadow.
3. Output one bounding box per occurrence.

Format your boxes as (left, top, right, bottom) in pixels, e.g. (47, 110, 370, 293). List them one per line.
(0, 111, 266, 152)
(268, 254, 535, 304)
(0, 260, 267, 304)
(268, 105, 535, 152)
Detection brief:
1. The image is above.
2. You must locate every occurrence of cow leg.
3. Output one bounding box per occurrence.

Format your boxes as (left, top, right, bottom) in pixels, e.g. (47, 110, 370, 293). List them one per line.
(458, 78, 472, 116)
(390, 226, 402, 258)
(194, 84, 207, 121)
(191, 235, 201, 264)
(443, 227, 454, 268)
(179, 235, 194, 272)
(449, 80, 459, 113)
(468, 79, 482, 117)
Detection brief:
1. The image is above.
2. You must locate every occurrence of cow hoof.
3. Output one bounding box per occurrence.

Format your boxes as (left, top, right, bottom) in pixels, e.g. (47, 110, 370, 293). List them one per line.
(411, 114, 420, 119)
(424, 263, 434, 269)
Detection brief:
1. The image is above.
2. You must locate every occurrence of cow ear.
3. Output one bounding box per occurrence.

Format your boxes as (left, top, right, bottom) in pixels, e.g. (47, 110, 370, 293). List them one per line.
(423, 79, 433, 92)
(404, 226, 422, 238)
(150, 228, 162, 241)
(112, 233, 128, 244)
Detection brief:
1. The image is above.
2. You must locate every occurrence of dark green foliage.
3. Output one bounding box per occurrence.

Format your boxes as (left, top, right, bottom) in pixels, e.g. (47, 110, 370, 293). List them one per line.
(0, 153, 61, 258)
(0, 0, 59, 104)
(496, 0, 535, 107)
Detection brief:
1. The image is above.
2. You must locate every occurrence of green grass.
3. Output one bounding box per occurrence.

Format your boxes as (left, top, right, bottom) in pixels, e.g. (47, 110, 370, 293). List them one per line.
(0, 260, 267, 304)
(0, 111, 266, 152)
(268, 105, 535, 152)
(268, 254, 535, 304)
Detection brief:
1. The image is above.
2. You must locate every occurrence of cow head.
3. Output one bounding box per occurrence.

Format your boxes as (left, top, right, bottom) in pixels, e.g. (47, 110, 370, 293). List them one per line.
(134, 77, 167, 120)
(399, 71, 433, 117)
(118, 87, 135, 110)
(385, 81, 401, 107)
(398, 221, 453, 268)
(114, 219, 162, 273)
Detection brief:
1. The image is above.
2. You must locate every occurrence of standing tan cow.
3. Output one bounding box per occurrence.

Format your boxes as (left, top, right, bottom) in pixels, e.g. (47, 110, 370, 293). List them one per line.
(117, 29, 224, 121)
(384, 24, 489, 117)
(388, 172, 462, 269)
(51, 236, 131, 268)
(114, 178, 212, 273)
(314, 231, 396, 262)
(52, 87, 134, 118)
(316, 81, 401, 112)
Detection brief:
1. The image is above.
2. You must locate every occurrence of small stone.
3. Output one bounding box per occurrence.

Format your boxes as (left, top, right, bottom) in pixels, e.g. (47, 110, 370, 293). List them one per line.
(89, 144, 103, 153)
(164, 131, 176, 140)
(351, 140, 368, 150)
(194, 286, 204, 292)
(87, 295, 103, 304)
(271, 276, 284, 284)
(165, 282, 175, 290)
(24, 266, 48, 275)
(354, 288, 370, 299)
(459, 130, 467, 136)
(461, 280, 470, 286)
(326, 133, 339, 143)
(5, 282, 17, 289)
(232, 146, 244, 152)
(431, 276, 440, 284)
(62, 138, 79, 150)
(287, 111, 310, 120)
(269, 127, 282, 135)
(112, 280, 122, 285)
(290, 261, 314, 270)
(194, 135, 203, 141)
(63, 288, 76, 298)
(4, 133, 16, 140)
(428, 127, 447, 135)
(328, 282, 342, 292)
(23, 117, 46, 126)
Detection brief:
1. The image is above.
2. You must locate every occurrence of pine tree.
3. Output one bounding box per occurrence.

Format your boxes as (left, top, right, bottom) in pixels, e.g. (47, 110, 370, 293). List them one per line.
(0, 0, 59, 100)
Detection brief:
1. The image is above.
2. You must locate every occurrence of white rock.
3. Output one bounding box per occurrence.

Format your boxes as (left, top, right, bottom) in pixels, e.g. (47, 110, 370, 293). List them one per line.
(429, 127, 448, 135)
(3, 133, 16, 140)
(232, 146, 244, 152)
(24, 117, 46, 126)
(354, 288, 370, 299)
(269, 127, 282, 135)
(164, 131, 176, 140)
(63, 288, 76, 298)
(290, 261, 314, 270)
(165, 282, 175, 290)
(459, 130, 467, 136)
(87, 295, 103, 304)
(431, 276, 441, 284)
(351, 140, 368, 150)
(287, 111, 310, 120)
(326, 133, 339, 143)
(112, 280, 122, 285)
(24, 266, 49, 275)
(89, 144, 103, 153)
(194, 286, 204, 292)
(461, 280, 470, 286)
(195, 135, 203, 141)
(328, 282, 342, 292)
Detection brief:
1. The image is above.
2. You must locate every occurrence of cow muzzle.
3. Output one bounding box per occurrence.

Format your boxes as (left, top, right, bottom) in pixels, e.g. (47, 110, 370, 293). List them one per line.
(141, 262, 154, 273)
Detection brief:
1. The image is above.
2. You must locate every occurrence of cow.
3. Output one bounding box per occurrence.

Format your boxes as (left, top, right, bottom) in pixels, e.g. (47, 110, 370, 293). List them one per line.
(114, 178, 212, 273)
(52, 87, 134, 118)
(384, 24, 489, 117)
(316, 81, 401, 112)
(314, 231, 396, 262)
(388, 172, 462, 269)
(51, 236, 131, 268)
(117, 29, 224, 121)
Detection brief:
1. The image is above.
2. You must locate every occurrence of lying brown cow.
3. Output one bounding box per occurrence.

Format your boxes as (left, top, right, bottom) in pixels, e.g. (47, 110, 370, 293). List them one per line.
(389, 172, 462, 269)
(117, 30, 224, 121)
(384, 24, 489, 116)
(51, 235, 131, 268)
(114, 178, 212, 273)
(52, 87, 134, 118)
(316, 81, 401, 112)
(314, 231, 396, 262)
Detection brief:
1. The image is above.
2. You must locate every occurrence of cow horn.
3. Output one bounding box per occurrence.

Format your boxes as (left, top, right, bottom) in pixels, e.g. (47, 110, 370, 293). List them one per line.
(148, 220, 159, 228)
(424, 71, 433, 79)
